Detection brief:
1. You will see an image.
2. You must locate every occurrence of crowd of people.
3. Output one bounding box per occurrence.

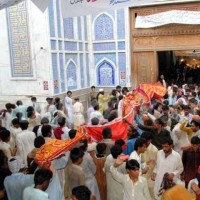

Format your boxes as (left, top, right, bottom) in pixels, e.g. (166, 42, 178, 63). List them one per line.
(1, 81, 200, 200)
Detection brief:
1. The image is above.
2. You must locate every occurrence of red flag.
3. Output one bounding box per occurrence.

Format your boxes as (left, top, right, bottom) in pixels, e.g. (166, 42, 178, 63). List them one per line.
(85, 109, 134, 142)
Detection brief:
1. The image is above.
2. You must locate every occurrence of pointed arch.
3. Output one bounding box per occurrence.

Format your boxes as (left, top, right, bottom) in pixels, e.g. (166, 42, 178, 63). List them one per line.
(65, 59, 77, 90)
(96, 58, 115, 86)
(93, 13, 114, 40)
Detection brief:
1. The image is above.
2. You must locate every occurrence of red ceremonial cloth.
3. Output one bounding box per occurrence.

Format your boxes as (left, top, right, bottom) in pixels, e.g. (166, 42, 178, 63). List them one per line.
(85, 109, 134, 142)
(35, 128, 85, 167)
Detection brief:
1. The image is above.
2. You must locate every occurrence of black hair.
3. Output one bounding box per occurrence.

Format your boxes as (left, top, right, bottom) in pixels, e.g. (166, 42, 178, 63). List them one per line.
(57, 117, 66, 127)
(140, 131, 152, 141)
(72, 185, 91, 200)
(31, 97, 37, 101)
(0, 129, 10, 142)
(102, 127, 112, 139)
(91, 117, 99, 125)
(34, 136, 45, 148)
(55, 97, 60, 104)
(108, 112, 117, 122)
(34, 168, 53, 186)
(161, 137, 173, 146)
(116, 85, 121, 90)
(19, 120, 29, 130)
(41, 117, 49, 124)
(118, 95, 123, 101)
(70, 148, 84, 163)
(27, 106, 34, 118)
(12, 118, 19, 126)
(191, 136, 200, 145)
(0, 150, 6, 167)
(162, 105, 169, 111)
(115, 139, 125, 148)
(155, 118, 164, 126)
(68, 130, 77, 139)
(191, 120, 200, 128)
(80, 139, 88, 152)
(96, 143, 106, 155)
(122, 87, 129, 94)
(110, 145, 122, 159)
(91, 86, 95, 89)
(67, 91, 72, 95)
(134, 138, 146, 151)
(93, 103, 99, 111)
(5, 103, 12, 110)
(41, 125, 52, 137)
(146, 118, 153, 126)
(126, 159, 140, 170)
(16, 100, 23, 106)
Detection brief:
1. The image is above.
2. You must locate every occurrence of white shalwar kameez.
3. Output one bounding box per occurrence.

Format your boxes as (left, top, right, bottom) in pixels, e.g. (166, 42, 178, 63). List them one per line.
(73, 101, 85, 129)
(64, 96, 73, 126)
(153, 150, 183, 200)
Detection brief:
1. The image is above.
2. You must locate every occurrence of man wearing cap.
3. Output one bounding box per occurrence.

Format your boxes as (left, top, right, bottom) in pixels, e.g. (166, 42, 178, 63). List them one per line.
(97, 89, 110, 114)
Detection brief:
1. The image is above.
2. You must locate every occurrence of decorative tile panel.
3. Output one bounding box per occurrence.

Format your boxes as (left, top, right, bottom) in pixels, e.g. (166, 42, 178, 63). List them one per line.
(118, 41, 125, 50)
(58, 40, 62, 50)
(93, 42, 115, 51)
(79, 54, 85, 88)
(79, 43, 83, 51)
(78, 17, 82, 40)
(48, 0, 55, 37)
(94, 14, 114, 40)
(51, 40, 56, 50)
(94, 53, 116, 65)
(64, 41, 77, 51)
(63, 18, 74, 39)
(59, 53, 65, 92)
(56, 0, 61, 38)
(66, 61, 77, 90)
(84, 16, 88, 40)
(52, 53, 59, 94)
(117, 9, 125, 39)
(65, 54, 77, 64)
(7, 1, 33, 77)
(97, 60, 115, 86)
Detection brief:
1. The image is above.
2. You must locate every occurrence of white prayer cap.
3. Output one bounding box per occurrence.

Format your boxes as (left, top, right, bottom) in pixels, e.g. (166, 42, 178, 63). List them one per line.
(99, 88, 104, 92)
(8, 157, 25, 173)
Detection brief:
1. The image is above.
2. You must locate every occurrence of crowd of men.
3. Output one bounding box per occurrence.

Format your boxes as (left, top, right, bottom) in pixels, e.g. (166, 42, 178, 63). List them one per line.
(0, 80, 200, 200)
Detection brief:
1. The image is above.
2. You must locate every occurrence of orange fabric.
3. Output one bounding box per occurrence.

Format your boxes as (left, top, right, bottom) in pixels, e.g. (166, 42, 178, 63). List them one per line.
(35, 128, 85, 167)
(85, 109, 134, 142)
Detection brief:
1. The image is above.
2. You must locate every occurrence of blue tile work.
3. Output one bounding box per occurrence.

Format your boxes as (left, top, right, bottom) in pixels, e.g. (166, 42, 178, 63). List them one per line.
(86, 53, 90, 87)
(65, 54, 78, 64)
(84, 16, 88, 40)
(118, 41, 125, 50)
(85, 43, 88, 51)
(63, 18, 74, 39)
(79, 43, 83, 51)
(66, 61, 77, 90)
(94, 14, 114, 40)
(48, 0, 55, 37)
(117, 9, 125, 40)
(58, 40, 62, 50)
(118, 53, 126, 86)
(52, 53, 59, 94)
(78, 17, 82, 40)
(51, 40, 56, 50)
(64, 42, 77, 51)
(93, 42, 115, 51)
(80, 54, 85, 88)
(59, 53, 65, 92)
(94, 53, 116, 65)
(7, 1, 33, 78)
(56, 0, 61, 38)
(97, 60, 115, 86)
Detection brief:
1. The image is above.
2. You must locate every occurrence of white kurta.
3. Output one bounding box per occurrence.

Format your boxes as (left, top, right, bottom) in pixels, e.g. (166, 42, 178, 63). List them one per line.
(64, 96, 73, 126)
(81, 152, 100, 200)
(16, 130, 36, 166)
(73, 101, 85, 128)
(153, 150, 183, 200)
(23, 186, 49, 200)
(110, 166, 151, 200)
(89, 111, 104, 125)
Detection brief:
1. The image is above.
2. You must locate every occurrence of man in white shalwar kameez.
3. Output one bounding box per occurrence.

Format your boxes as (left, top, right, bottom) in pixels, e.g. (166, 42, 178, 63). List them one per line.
(65, 91, 74, 127)
(16, 120, 36, 166)
(73, 98, 85, 129)
(152, 137, 183, 200)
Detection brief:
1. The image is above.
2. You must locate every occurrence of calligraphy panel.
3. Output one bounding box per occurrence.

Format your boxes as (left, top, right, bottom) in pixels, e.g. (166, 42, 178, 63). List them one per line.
(7, 1, 33, 78)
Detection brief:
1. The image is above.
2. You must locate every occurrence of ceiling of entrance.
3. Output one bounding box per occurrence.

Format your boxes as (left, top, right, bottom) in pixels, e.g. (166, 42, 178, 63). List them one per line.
(174, 50, 200, 57)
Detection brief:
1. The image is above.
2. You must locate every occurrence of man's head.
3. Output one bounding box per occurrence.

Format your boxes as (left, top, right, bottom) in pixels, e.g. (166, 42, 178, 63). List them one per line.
(191, 120, 200, 132)
(8, 157, 25, 174)
(69, 130, 77, 139)
(110, 145, 122, 159)
(42, 125, 52, 138)
(140, 131, 152, 147)
(162, 105, 169, 115)
(102, 127, 112, 139)
(116, 85, 121, 93)
(91, 117, 99, 125)
(71, 186, 91, 200)
(0, 129, 10, 143)
(70, 148, 84, 165)
(161, 137, 173, 155)
(19, 120, 29, 130)
(127, 126, 139, 139)
(12, 118, 20, 128)
(34, 168, 53, 191)
(31, 96, 37, 102)
(134, 138, 146, 154)
(96, 143, 106, 155)
(191, 136, 200, 151)
(41, 117, 49, 125)
(126, 159, 140, 178)
(93, 103, 99, 111)
(91, 86, 95, 91)
(57, 117, 66, 127)
(34, 136, 45, 148)
(67, 91, 72, 97)
(183, 105, 190, 116)
(5, 103, 12, 112)
(16, 100, 23, 106)
(122, 87, 129, 95)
